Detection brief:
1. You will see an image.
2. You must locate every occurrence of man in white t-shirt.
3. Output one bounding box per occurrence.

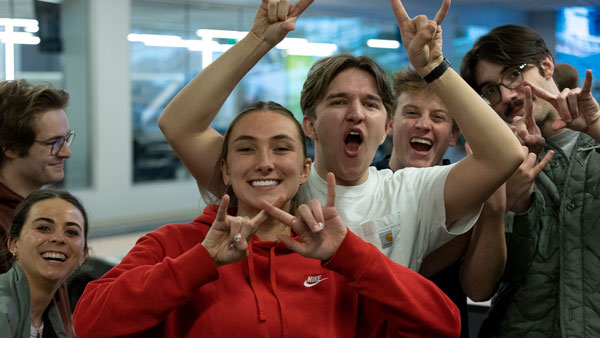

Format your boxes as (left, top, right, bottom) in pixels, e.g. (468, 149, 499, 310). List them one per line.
(159, 0, 524, 272)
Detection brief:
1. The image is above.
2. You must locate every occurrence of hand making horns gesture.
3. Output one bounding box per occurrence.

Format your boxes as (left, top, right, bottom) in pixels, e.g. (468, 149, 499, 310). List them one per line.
(251, 0, 314, 47)
(390, 0, 450, 76)
(260, 173, 348, 261)
(202, 194, 286, 267)
(525, 70, 600, 137)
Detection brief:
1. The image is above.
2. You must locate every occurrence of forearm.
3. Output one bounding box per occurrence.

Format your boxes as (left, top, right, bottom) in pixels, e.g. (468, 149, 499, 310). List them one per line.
(430, 68, 523, 174)
(73, 238, 218, 338)
(460, 207, 506, 301)
(327, 231, 460, 338)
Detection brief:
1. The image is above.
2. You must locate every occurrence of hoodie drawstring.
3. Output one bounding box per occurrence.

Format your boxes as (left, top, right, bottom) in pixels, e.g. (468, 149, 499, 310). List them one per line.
(269, 246, 289, 338)
(247, 243, 266, 322)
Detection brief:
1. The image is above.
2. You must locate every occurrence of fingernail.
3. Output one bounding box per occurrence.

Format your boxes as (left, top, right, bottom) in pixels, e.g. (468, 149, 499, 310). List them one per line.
(234, 234, 242, 242)
(229, 243, 235, 249)
(314, 222, 324, 231)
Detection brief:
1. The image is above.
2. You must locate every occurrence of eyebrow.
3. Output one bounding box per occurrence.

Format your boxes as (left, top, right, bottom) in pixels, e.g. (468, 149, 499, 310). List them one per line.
(39, 130, 73, 143)
(477, 65, 513, 91)
(324, 92, 382, 102)
(33, 217, 82, 230)
(232, 134, 296, 143)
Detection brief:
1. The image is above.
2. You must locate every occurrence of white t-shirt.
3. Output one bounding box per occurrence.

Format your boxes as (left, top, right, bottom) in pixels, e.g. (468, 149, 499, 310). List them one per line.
(303, 164, 479, 271)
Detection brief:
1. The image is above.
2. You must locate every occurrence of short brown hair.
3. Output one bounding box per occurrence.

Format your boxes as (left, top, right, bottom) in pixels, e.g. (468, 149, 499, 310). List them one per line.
(461, 25, 552, 91)
(300, 54, 394, 121)
(0, 80, 69, 167)
(393, 68, 457, 129)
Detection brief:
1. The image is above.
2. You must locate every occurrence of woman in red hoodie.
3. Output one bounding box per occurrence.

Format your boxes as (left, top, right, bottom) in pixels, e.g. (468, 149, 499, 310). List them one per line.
(73, 1, 461, 337)
(74, 100, 460, 338)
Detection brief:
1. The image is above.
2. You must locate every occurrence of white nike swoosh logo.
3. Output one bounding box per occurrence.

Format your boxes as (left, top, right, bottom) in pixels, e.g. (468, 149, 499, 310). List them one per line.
(304, 277, 328, 287)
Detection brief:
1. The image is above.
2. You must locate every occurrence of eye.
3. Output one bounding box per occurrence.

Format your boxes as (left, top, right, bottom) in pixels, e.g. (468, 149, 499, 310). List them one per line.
(236, 146, 253, 153)
(433, 114, 448, 122)
(403, 111, 419, 117)
(66, 229, 80, 237)
(364, 101, 378, 109)
(36, 224, 51, 232)
(330, 99, 345, 106)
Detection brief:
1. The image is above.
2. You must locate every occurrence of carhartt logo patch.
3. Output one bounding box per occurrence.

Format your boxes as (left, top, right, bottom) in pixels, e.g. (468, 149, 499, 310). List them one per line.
(304, 275, 328, 287)
(379, 230, 393, 248)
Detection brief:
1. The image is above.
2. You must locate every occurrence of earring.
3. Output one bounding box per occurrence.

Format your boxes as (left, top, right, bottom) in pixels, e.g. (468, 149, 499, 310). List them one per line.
(12, 252, 17, 261)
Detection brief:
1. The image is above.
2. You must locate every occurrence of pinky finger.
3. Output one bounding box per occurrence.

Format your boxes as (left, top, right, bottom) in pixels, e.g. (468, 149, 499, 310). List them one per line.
(533, 150, 554, 175)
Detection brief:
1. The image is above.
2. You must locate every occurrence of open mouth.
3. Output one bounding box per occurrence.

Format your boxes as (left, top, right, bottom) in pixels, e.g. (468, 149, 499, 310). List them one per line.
(344, 131, 363, 152)
(410, 137, 433, 152)
(250, 180, 281, 187)
(41, 251, 67, 263)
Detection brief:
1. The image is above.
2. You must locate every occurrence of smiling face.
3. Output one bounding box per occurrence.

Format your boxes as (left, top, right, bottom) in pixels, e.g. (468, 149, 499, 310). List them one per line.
(221, 110, 311, 217)
(474, 57, 557, 125)
(8, 198, 87, 286)
(5, 108, 72, 190)
(389, 91, 459, 170)
(304, 68, 388, 186)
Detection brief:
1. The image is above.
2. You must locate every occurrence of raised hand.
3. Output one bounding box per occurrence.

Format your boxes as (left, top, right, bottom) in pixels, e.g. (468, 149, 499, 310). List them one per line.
(525, 70, 600, 136)
(510, 86, 546, 155)
(202, 195, 283, 267)
(505, 146, 554, 213)
(260, 173, 348, 261)
(390, 0, 450, 75)
(251, 0, 314, 46)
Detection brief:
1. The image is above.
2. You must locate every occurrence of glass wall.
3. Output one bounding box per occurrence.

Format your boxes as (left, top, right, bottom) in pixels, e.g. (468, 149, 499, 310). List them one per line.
(0, 0, 90, 188)
(130, 0, 408, 182)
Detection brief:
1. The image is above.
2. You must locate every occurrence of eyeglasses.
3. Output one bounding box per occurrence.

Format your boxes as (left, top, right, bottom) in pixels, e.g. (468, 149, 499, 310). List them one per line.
(34, 131, 75, 156)
(479, 64, 528, 106)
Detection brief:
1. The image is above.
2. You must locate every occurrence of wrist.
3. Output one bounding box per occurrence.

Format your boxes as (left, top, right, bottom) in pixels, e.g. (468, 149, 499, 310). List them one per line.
(422, 58, 450, 83)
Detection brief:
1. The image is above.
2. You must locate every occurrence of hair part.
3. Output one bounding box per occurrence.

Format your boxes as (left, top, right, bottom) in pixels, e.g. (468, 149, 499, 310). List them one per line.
(8, 189, 89, 250)
(0, 80, 69, 168)
(300, 54, 394, 121)
(205, 101, 307, 212)
(460, 24, 552, 90)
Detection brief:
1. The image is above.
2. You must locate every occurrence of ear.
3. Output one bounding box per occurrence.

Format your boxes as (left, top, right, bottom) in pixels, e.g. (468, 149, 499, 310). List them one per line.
(448, 127, 461, 147)
(220, 160, 231, 186)
(540, 55, 554, 80)
(7, 237, 18, 256)
(3, 147, 19, 160)
(79, 248, 89, 266)
(299, 158, 312, 185)
(302, 116, 317, 141)
(387, 117, 395, 137)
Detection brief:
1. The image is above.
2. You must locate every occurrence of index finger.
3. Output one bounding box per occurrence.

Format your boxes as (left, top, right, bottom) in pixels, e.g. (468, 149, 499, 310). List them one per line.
(433, 0, 451, 25)
(259, 198, 296, 226)
(523, 85, 536, 132)
(216, 194, 230, 223)
(325, 172, 336, 208)
(252, 195, 286, 225)
(390, 0, 411, 26)
(290, 0, 314, 18)
(582, 69, 593, 94)
(524, 80, 556, 103)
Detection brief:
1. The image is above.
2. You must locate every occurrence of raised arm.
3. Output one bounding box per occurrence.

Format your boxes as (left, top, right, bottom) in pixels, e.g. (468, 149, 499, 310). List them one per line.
(390, 0, 524, 225)
(158, 0, 313, 195)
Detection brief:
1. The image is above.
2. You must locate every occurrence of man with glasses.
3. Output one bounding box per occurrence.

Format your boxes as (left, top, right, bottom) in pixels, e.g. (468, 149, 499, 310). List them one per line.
(461, 24, 600, 337)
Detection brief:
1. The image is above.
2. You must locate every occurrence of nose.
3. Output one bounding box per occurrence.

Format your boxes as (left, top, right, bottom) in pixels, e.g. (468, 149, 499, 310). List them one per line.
(57, 142, 72, 158)
(414, 115, 432, 131)
(345, 101, 365, 124)
(255, 149, 274, 173)
(499, 85, 519, 105)
(51, 231, 66, 244)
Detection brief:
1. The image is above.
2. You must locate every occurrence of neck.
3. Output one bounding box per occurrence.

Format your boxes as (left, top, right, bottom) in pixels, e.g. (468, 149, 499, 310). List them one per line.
(237, 202, 291, 242)
(0, 165, 39, 198)
(26, 271, 59, 328)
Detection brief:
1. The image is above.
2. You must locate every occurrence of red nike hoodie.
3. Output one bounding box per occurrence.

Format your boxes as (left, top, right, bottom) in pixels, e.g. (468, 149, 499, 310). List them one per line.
(74, 205, 460, 337)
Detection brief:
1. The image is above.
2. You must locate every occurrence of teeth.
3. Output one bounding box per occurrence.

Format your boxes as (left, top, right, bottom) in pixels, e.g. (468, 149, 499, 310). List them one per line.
(41, 252, 66, 261)
(251, 180, 279, 187)
(410, 138, 432, 146)
(349, 132, 360, 136)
